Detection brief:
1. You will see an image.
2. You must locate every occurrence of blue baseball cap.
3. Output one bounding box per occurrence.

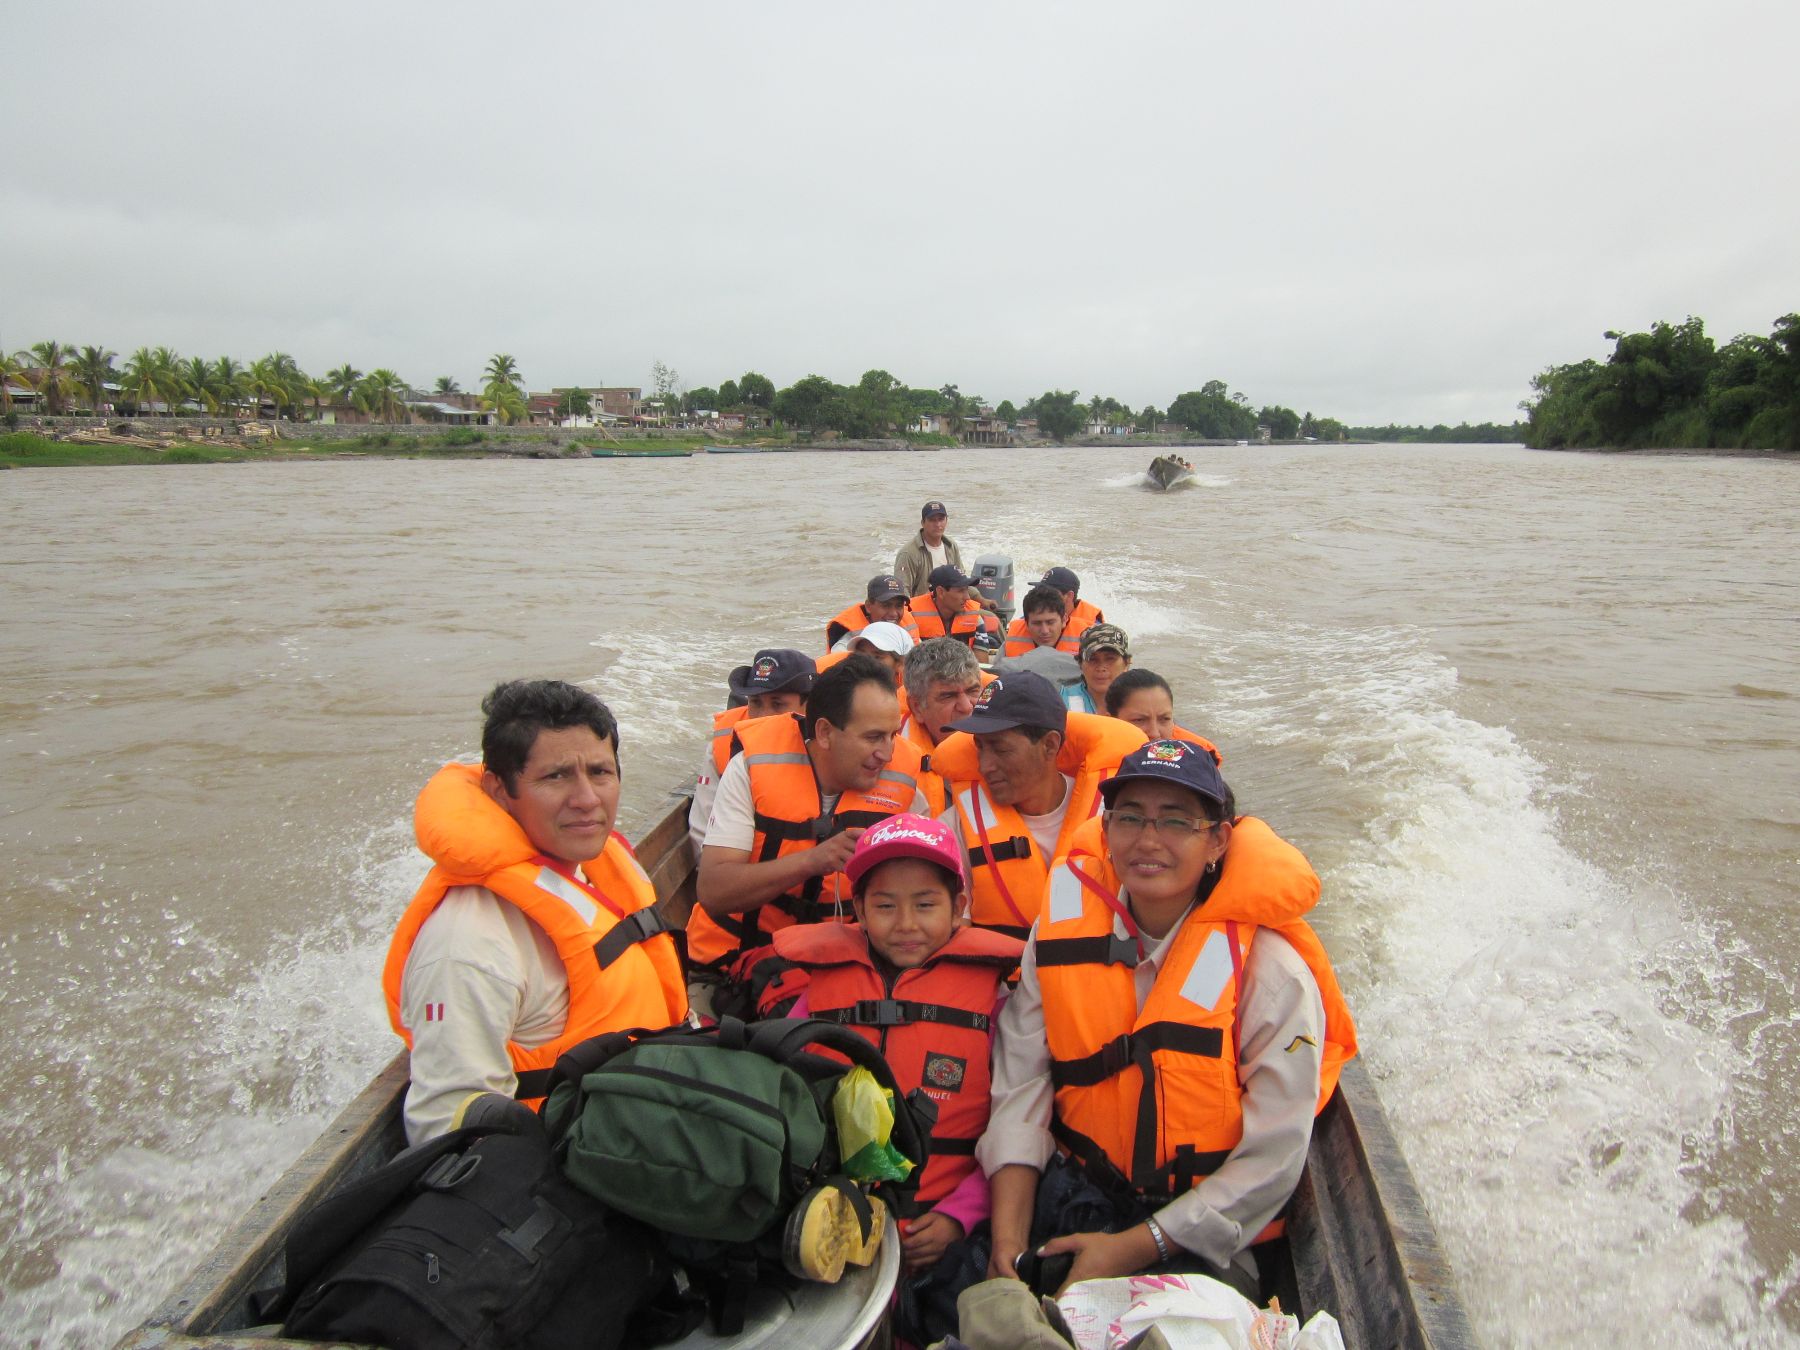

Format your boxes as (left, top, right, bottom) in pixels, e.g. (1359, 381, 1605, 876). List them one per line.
(1099, 739, 1231, 813)
(946, 670, 1068, 736)
(728, 648, 816, 701)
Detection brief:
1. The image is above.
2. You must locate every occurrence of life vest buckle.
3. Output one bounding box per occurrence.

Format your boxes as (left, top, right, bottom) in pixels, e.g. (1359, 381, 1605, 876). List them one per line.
(808, 814, 837, 841)
(1106, 934, 1142, 969)
(849, 998, 909, 1027)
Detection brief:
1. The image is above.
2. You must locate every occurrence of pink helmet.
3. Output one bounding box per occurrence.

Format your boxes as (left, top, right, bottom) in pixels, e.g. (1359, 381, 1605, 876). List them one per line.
(845, 813, 967, 893)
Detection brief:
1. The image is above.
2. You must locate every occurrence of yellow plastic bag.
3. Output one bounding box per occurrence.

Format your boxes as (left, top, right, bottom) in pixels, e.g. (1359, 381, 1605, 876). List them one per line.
(832, 1066, 915, 1182)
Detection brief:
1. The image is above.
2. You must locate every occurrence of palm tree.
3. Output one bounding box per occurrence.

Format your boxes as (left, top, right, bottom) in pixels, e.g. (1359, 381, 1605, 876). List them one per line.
(484, 354, 520, 388)
(434, 376, 461, 395)
(124, 346, 173, 416)
(248, 356, 290, 420)
(70, 345, 118, 415)
(326, 364, 363, 405)
(355, 369, 408, 423)
(299, 377, 327, 421)
(0, 349, 28, 411)
(26, 341, 79, 414)
(180, 355, 218, 413)
(211, 357, 247, 416)
(262, 353, 305, 418)
(149, 347, 186, 414)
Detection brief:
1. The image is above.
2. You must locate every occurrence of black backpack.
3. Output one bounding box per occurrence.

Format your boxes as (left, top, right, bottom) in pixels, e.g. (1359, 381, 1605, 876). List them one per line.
(264, 1115, 698, 1350)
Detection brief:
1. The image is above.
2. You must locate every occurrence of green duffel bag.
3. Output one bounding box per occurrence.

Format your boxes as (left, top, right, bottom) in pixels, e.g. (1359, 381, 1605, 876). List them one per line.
(540, 1016, 928, 1246)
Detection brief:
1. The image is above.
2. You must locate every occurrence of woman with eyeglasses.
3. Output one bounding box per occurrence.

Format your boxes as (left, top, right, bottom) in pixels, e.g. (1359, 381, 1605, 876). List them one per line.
(974, 740, 1359, 1298)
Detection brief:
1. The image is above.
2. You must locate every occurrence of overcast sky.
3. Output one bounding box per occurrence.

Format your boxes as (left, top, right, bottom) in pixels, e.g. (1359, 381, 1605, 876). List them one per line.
(5, 1, 1796, 424)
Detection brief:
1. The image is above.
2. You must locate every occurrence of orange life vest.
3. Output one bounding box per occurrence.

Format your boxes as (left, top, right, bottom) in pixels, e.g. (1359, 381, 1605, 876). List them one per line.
(826, 601, 919, 652)
(686, 714, 926, 967)
(383, 763, 688, 1105)
(1002, 600, 1103, 658)
(930, 713, 1146, 939)
(772, 921, 1023, 1208)
(709, 705, 751, 776)
(1038, 815, 1357, 1207)
(897, 716, 951, 817)
(908, 594, 999, 648)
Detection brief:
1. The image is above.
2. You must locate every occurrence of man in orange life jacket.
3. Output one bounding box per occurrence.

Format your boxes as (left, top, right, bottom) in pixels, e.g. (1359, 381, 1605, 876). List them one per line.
(385, 680, 688, 1144)
(692, 654, 929, 1006)
(827, 574, 916, 652)
(897, 637, 986, 818)
(933, 671, 1144, 939)
(1040, 566, 1104, 632)
(689, 648, 817, 859)
(907, 564, 1000, 650)
(1003, 583, 1078, 658)
(978, 740, 1357, 1296)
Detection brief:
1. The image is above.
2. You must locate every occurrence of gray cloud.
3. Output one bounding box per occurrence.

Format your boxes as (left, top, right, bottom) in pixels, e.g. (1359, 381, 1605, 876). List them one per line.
(5, 0, 1796, 424)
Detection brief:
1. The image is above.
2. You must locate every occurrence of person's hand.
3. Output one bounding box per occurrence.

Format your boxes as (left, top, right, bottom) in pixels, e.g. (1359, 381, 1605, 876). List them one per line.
(899, 1211, 964, 1276)
(1038, 1225, 1160, 1293)
(987, 1235, 1028, 1282)
(808, 827, 864, 876)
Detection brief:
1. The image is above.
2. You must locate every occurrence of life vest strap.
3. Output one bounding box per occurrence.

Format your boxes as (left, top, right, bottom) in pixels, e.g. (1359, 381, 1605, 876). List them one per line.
(512, 1067, 554, 1101)
(592, 907, 671, 970)
(812, 998, 990, 1032)
(1051, 1119, 1233, 1212)
(1049, 1021, 1223, 1088)
(1035, 933, 1142, 969)
(966, 835, 1033, 868)
(982, 922, 1033, 943)
(930, 1135, 979, 1156)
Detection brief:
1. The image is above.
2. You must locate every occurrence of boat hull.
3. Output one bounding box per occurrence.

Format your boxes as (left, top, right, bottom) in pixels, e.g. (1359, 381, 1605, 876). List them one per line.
(116, 786, 1475, 1349)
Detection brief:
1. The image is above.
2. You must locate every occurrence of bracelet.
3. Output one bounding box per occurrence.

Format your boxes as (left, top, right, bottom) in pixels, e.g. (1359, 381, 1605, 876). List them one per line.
(1145, 1216, 1172, 1264)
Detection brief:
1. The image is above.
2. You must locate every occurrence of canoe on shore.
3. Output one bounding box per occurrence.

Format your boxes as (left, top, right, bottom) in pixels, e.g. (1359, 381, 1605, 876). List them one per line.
(115, 784, 1476, 1350)
(1147, 455, 1195, 490)
(591, 447, 695, 458)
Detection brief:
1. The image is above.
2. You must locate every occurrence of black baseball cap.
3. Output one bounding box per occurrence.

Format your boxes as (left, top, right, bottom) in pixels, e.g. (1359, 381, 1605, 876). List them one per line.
(921, 500, 948, 519)
(727, 648, 816, 702)
(928, 563, 974, 590)
(946, 670, 1068, 736)
(865, 574, 908, 603)
(1099, 739, 1231, 813)
(1040, 566, 1080, 593)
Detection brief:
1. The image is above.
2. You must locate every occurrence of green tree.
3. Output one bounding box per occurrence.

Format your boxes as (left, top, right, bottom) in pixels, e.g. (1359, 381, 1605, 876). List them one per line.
(484, 354, 521, 387)
(1168, 383, 1255, 439)
(211, 357, 247, 416)
(1033, 390, 1085, 441)
(0, 349, 29, 411)
(180, 355, 218, 413)
(738, 371, 775, 409)
(434, 376, 461, 394)
(1135, 405, 1161, 433)
(1258, 405, 1300, 439)
(555, 388, 593, 420)
(995, 399, 1018, 424)
(355, 369, 409, 423)
(70, 345, 118, 414)
(717, 378, 741, 409)
(482, 354, 525, 425)
(25, 341, 79, 414)
(326, 364, 363, 404)
(684, 386, 719, 413)
(123, 347, 175, 416)
(773, 374, 837, 431)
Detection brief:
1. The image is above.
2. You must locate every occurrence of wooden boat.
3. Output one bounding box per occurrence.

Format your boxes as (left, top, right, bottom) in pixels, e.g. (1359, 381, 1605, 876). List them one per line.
(1147, 454, 1195, 490)
(590, 446, 695, 458)
(116, 785, 1477, 1350)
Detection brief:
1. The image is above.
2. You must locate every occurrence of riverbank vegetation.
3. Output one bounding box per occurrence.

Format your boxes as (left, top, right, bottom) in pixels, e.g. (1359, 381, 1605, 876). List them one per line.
(1523, 314, 1800, 451)
(1349, 420, 1525, 443)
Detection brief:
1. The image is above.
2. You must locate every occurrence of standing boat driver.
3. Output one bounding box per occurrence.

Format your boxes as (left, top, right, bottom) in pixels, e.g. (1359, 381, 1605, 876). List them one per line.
(894, 499, 965, 598)
(931, 671, 1144, 940)
(826, 574, 918, 652)
(1064, 623, 1132, 713)
(384, 680, 688, 1144)
(980, 741, 1357, 1296)
(690, 654, 929, 1010)
(689, 648, 817, 859)
(908, 564, 1002, 650)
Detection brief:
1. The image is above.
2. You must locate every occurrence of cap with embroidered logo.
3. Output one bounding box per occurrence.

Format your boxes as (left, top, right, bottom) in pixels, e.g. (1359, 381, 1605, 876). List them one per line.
(1099, 738, 1231, 812)
(945, 669, 1067, 736)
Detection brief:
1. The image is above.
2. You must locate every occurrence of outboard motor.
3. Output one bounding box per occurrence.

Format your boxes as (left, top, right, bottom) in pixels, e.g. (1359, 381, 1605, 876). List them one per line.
(970, 554, 1015, 627)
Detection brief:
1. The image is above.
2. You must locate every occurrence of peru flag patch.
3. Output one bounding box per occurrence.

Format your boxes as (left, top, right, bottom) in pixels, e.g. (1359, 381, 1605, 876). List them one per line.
(424, 1002, 446, 1022)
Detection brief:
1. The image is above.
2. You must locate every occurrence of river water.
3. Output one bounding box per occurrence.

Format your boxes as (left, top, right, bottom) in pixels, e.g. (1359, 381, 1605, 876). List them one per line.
(0, 444, 1795, 1347)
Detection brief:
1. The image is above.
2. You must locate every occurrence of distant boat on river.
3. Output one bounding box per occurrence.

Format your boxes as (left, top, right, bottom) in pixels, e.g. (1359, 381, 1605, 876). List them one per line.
(590, 446, 694, 458)
(1147, 454, 1196, 490)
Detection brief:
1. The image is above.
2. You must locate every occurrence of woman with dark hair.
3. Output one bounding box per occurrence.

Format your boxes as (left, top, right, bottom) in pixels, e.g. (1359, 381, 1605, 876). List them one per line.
(1104, 668, 1223, 765)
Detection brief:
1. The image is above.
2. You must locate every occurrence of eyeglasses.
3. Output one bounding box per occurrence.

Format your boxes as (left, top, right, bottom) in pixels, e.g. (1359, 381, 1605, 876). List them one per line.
(1105, 810, 1220, 841)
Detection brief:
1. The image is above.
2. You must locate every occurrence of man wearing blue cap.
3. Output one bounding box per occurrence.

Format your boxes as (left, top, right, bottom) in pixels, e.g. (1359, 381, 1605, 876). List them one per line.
(688, 648, 817, 858)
